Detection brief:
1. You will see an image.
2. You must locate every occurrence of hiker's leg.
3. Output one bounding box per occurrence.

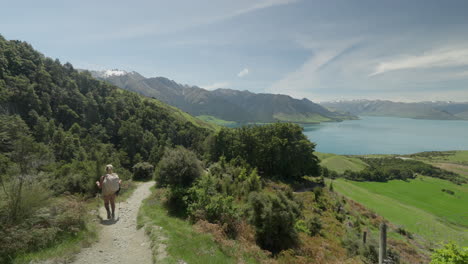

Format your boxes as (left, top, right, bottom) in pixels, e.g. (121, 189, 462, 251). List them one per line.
(104, 196, 111, 219)
(110, 194, 116, 218)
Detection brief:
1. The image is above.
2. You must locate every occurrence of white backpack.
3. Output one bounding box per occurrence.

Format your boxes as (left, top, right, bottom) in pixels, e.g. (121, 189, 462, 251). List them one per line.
(102, 173, 120, 196)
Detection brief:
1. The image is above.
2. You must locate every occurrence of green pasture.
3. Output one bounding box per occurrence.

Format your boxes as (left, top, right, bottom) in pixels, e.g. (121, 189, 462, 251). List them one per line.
(332, 176, 468, 246)
(316, 152, 368, 173)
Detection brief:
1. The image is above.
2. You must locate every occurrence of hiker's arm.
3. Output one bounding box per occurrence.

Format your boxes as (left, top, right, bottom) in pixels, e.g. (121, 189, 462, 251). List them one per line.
(96, 176, 104, 189)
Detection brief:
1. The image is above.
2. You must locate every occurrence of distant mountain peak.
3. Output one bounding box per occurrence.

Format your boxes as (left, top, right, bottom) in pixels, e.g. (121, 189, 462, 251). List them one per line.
(92, 69, 357, 123)
(101, 69, 127, 77)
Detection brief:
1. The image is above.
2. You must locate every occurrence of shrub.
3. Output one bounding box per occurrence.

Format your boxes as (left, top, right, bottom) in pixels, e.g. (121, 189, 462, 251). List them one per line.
(430, 242, 468, 264)
(396, 226, 413, 239)
(156, 147, 202, 188)
(248, 190, 301, 254)
(361, 244, 379, 264)
(441, 189, 455, 195)
(306, 216, 322, 236)
(0, 196, 86, 263)
(156, 147, 203, 214)
(52, 160, 99, 195)
(132, 162, 154, 180)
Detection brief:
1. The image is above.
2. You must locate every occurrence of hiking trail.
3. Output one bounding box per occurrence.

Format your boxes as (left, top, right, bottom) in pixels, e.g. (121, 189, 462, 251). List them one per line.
(71, 181, 155, 264)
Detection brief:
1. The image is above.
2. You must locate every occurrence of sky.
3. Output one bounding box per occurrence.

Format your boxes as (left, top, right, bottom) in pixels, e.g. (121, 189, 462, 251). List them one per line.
(1, 0, 468, 102)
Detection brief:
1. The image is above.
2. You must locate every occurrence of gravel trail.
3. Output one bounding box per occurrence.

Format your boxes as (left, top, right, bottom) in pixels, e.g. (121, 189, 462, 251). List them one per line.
(71, 181, 154, 264)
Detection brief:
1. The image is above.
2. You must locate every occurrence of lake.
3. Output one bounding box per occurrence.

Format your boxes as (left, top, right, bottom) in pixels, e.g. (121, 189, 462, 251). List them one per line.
(303, 116, 468, 155)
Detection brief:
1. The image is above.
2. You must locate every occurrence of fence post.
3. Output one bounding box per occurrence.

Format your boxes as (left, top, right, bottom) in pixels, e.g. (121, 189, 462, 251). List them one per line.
(379, 223, 387, 264)
(363, 231, 367, 245)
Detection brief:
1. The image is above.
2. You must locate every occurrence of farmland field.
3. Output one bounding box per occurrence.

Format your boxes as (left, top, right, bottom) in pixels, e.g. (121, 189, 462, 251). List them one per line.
(316, 152, 368, 173)
(332, 176, 468, 246)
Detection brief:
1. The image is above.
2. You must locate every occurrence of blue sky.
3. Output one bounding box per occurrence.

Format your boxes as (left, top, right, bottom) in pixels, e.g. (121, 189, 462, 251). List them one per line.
(1, 0, 468, 102)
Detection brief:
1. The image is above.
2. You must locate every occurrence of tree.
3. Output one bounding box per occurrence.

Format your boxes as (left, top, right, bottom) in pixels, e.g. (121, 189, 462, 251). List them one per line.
(210, 123, 320, 181)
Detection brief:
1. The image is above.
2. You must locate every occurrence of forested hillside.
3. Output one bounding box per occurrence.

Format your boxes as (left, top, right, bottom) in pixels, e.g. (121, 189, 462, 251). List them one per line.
(0, 35, 212, 262)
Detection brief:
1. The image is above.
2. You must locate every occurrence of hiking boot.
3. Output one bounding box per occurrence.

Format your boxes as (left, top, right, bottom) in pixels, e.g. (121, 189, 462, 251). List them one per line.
(107, 212, 111, 220)
(112, 212, 115, 219)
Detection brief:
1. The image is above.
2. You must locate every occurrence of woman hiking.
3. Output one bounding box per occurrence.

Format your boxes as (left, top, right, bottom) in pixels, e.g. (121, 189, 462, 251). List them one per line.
(96, 164, 122, 219)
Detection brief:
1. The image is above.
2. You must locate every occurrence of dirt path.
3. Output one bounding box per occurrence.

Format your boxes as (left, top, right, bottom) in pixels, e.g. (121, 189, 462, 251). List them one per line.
(71, 181, 155, 264)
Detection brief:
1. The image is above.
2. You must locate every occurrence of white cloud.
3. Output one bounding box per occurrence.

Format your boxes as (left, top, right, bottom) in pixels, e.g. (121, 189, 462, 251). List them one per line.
(229, 0, 299, 18)
(370, 47, 468, 76)
(267, 40, 356, 99)
(237, 68, 249, 77)
(201, 82, 230, 90)
(86, 0, 299, 42)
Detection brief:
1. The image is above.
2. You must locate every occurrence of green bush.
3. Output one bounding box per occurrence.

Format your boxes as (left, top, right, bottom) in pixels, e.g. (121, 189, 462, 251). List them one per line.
(132, 162, 154, 180)
(430, 242, 468, 264)
(248, 189, 301, 254)
(0, 196, 86, 263)
(306, 216, 322, 236)
(53, 160, 99, 195)
(156, 147, 202, 188)
(187, 173, 240, 237)
(294, 220, 309, 235)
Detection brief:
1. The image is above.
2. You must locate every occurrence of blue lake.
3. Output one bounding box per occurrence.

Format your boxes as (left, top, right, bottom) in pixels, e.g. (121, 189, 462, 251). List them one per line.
(302, 116, 468, 155)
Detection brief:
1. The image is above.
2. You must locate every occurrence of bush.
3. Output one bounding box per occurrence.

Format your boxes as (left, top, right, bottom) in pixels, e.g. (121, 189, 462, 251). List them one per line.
(156, 147, 202, 188)
(248, 189, 301, 254)
(0, 196, 86, 263)
(306, 216, 322, 236)
(396, 226, 413, 239)
(430, 242, 468, 264)
(132, 162, 154, 180)
(53, 160, 100, 195)
(294, 220, 309, 235)
(441, 189, 455, 195)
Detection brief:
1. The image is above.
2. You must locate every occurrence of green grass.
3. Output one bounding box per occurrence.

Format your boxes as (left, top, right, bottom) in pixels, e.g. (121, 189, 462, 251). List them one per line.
(138, 187, 260, 264)
(316, 152, 368, 173)
(332, 176, 468, 246)
(196, 115, 237, 127)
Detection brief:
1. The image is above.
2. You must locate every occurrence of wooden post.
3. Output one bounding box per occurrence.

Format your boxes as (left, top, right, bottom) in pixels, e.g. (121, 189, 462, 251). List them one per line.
(379, 223, 387, 264)
(363, 231, 367, 245)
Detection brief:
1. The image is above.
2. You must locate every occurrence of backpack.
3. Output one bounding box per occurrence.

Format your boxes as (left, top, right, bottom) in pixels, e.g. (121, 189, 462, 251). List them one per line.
(102, 173, 120, 196)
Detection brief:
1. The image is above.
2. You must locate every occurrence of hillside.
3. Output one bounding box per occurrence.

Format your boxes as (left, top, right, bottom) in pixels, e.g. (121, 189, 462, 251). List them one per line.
(0, 35, 214, 263)
(333, 177, 468, 246)
(322, 100, 468, 120)
(90, 70, 356, 124)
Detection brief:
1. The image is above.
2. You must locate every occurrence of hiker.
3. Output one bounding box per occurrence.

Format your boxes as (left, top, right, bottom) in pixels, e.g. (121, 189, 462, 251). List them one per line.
(96, 164, 122, 219)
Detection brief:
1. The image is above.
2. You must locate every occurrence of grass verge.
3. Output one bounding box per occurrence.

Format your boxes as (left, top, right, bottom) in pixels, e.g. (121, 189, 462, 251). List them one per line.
(138, 187, 264, 264)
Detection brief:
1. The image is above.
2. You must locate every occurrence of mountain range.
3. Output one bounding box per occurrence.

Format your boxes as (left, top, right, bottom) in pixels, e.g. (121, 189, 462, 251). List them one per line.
(89, 70, 356, 124)
(322, 100, 468, 120)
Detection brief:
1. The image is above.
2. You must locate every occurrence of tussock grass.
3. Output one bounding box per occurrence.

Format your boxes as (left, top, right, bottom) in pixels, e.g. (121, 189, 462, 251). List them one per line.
(12, 181, 137, 264)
